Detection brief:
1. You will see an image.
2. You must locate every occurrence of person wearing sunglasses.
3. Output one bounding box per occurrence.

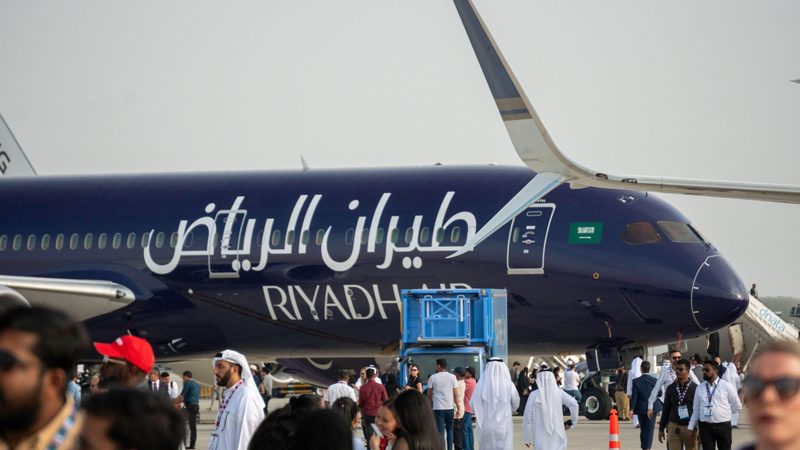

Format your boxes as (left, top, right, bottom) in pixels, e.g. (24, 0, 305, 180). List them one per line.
(0, 306, 89, 450)
(740, 341, 800, 450)
(658, 358, 698, 450)
(687, 359, 741, 450)
(648, 349, 700, 419)
(93, 334, 155, 388)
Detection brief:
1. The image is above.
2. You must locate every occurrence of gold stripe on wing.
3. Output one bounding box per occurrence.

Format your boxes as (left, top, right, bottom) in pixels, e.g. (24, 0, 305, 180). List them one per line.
(501, 112, 532, 121)
(495, 97, 527, 111)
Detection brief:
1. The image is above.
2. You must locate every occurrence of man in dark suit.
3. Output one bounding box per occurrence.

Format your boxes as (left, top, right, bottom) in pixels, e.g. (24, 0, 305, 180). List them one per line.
(631, 360, 661, 450)
(146, 369, 170, 399)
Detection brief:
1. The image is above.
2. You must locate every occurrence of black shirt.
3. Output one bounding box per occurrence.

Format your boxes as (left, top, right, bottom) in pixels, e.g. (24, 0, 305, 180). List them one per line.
(659, 379, 697, 432)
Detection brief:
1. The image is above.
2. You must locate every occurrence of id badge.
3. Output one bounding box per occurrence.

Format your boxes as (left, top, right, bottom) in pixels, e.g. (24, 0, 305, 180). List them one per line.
(703, 406, 712, 417)
(678, 405, 689, 420)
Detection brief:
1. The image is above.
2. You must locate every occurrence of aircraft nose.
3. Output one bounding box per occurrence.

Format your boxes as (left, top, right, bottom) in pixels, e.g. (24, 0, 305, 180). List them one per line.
(690, 255, 749, 332)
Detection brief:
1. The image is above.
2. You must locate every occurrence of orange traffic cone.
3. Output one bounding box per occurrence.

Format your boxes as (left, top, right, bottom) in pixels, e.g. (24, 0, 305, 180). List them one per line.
(609, 409, 620, 449)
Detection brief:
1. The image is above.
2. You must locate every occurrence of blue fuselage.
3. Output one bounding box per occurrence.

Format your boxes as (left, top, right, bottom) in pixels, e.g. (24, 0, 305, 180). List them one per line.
(0, 165, 749, 358)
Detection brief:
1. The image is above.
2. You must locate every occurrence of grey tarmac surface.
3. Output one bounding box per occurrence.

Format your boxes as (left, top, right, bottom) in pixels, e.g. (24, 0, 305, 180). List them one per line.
(192, 398, 755, 449)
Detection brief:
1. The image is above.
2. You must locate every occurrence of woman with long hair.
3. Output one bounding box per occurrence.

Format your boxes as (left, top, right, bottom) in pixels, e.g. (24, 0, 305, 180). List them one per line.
(369, 398, 400, 450)
(391, 390, 443, 450)
(405, 364, 423, 393)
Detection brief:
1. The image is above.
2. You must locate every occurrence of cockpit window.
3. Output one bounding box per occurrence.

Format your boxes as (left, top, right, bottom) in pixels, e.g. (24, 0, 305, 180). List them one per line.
(621, 222, 662, 245)
(657, 221, 704, 244)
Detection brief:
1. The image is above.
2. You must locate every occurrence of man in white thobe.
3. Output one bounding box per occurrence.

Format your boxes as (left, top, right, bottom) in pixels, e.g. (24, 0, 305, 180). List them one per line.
(522, 370, 579, 450)
(470, 358, 519, 450)
(720, 360, 742, 426)
(627, 356, 643, 428)
(209, 350, 265, 450)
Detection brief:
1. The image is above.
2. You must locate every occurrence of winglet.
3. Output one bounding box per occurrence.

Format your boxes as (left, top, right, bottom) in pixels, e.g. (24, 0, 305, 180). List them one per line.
(300, 156, 310, 172)
(454, 0, 800, 204)
(0, 114, 37, 177)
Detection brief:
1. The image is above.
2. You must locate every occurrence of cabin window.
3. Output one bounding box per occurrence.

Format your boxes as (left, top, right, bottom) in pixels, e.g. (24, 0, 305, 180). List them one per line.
(450, 226, 461, 243)
(404, 228, 414, 244)
(376, 227, 385, 245)
(271, 230, 281, 247)
(184, 232, 194, 248)
(390, 228, 399, 244)
(286, 230, 295, 246)
(83, 233, 93, 250)
(345, 229, 354, 245)
(360, 228, 369, 245)
(112, 233, 122, 250)
(435, 228, 444, 244)
(69, 234, 79, 250)
(141, 232, 150, 249)
(657, 221, 704, 244)
(98, 233, 107, 250)
(621, 222, 662, 245)
(170, 232, 178, 248)
(127, 232, 136, 249)
(12, 235, 22, 251)
(316, 229, 325, 246)
(511, 227, 520, 243)
(301, 230, 309, 246)
(154, 232, 165, 249)
(420, 227, 430, 244)
(0, 235, 6, 251)
(26, 235, 36, 251)
(41, 234, 51, 251)
(55, 234, 65, 250)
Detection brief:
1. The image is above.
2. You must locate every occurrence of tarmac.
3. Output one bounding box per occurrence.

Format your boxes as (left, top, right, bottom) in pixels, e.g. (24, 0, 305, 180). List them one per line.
(190, 397, 756, 449)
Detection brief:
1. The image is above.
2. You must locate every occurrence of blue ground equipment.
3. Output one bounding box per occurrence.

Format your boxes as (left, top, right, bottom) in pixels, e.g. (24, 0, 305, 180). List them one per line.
(398, 288, 508, 387)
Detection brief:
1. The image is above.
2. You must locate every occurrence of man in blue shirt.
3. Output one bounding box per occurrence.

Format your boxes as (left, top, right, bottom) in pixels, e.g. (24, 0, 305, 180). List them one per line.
(177, 370, 201, 449)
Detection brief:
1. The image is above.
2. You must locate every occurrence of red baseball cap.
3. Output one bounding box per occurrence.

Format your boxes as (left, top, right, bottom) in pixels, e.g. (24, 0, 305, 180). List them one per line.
(93, 335, 155, 374)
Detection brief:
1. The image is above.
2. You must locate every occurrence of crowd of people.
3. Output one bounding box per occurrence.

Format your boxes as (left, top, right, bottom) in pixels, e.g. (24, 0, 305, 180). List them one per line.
(3, 305, 800, 450)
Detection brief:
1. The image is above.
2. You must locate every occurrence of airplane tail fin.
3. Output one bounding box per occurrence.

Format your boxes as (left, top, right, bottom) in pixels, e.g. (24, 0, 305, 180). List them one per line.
(0, 114, 37, 177)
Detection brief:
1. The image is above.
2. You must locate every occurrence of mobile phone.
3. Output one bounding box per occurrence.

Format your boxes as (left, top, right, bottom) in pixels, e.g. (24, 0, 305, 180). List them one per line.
(371, 423, 384, 439)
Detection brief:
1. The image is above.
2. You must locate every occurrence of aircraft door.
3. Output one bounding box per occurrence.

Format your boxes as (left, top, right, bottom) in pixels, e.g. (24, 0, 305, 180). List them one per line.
(208, 208, 247, 279)
(506, 203, 555, 275)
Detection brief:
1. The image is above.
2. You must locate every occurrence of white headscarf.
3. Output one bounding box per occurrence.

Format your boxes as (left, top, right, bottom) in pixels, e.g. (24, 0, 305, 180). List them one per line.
(213, 349, 261, 395)
(534, 370, 562, 436)
(627, 356, 642, 395)
(474, 358, 517, 427)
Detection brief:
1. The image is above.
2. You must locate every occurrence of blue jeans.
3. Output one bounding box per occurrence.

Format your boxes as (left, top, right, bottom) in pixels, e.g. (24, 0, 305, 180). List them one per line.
(565, 389, 582, 403)
(434, 409, 455, 450)
(462, 412, 474, 450)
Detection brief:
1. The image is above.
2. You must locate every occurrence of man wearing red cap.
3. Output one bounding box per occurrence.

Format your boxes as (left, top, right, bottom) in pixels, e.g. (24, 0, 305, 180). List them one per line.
(93, 335, 155, 388)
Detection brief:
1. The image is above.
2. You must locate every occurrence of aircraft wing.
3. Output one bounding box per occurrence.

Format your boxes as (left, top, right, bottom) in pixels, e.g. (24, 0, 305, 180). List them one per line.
(454, 0, 800, 204)
(0, 275, 135, 320)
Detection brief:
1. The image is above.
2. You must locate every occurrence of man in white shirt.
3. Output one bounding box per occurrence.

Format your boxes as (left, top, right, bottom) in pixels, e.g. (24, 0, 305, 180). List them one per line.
(428, 358, 459, 450)
(687, 359, 741, 450)
(453, 367, 466, 450)
(627, 355, 643, 428)
(325, 369, 357, 407)
(208, 350, 265, 450)
(562, 362, 582, 403)
(648, 349, 701, 418)
(161, 372, 180, 400)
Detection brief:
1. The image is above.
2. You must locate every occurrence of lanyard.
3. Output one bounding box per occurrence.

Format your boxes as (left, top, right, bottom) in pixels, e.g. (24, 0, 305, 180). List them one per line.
(705, 381, 719, 404)
(676, 382, 690, 405)
(45, 404, 78, 450)
(215, 380, 244, 428)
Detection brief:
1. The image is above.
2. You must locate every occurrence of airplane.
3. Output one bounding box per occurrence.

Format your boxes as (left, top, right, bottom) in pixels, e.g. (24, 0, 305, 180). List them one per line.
(1, 0, 798, 379)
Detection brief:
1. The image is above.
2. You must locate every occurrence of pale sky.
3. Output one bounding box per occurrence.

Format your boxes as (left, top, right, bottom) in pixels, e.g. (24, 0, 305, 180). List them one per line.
(1, 1, 799, 296)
